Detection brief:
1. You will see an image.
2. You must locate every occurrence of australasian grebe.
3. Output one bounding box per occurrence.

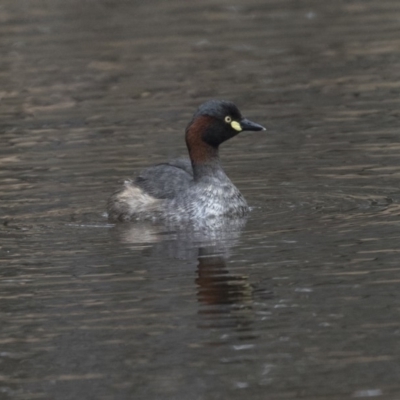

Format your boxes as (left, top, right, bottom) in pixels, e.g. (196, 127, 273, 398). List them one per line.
(107, 100, 266, 222)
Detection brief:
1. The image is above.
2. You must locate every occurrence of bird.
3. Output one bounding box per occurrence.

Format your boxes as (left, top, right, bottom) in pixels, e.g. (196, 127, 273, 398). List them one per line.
(107, 100, 266, 223)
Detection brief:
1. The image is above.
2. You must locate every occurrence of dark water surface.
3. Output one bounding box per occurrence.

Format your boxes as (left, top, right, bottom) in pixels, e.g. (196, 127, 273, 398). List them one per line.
(1, 0, 400, 399)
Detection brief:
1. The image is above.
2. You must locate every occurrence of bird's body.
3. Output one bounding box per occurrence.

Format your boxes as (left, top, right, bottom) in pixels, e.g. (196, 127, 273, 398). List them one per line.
(107, 100, 265, 223)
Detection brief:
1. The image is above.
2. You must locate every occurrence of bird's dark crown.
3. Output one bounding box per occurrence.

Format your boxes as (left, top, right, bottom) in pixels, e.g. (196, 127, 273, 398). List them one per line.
(193, 100, 242, 122)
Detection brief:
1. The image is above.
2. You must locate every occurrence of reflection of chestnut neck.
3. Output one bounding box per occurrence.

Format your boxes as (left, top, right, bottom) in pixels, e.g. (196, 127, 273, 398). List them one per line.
(196, 254, 230, 305)
(196, 250, 251, 306)
(186, 116, 220, 180)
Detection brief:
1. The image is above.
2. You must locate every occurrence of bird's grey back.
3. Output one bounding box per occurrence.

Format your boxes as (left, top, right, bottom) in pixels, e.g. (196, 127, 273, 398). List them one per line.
(134, 158, 193, 199)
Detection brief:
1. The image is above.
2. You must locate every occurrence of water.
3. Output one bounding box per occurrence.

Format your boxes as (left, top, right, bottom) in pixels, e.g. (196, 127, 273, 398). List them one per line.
(1, 0, 400, 399)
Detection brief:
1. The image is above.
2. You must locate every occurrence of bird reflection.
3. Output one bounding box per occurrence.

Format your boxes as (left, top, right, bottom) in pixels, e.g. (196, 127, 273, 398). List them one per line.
(196, 248, 252, 306)
(195, 246, 256, 336)
(112, 217, 269, 338)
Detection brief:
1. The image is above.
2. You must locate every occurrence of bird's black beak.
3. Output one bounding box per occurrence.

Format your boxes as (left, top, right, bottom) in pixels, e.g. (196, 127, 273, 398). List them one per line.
(240, 118, 266, 132)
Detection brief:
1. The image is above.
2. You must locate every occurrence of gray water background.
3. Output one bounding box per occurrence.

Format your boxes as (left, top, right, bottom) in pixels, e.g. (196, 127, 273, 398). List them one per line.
(1, 0, 400, 399)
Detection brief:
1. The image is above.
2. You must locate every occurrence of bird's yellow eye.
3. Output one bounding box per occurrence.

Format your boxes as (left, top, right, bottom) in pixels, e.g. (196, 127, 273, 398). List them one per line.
(225, 116, 232, 123)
